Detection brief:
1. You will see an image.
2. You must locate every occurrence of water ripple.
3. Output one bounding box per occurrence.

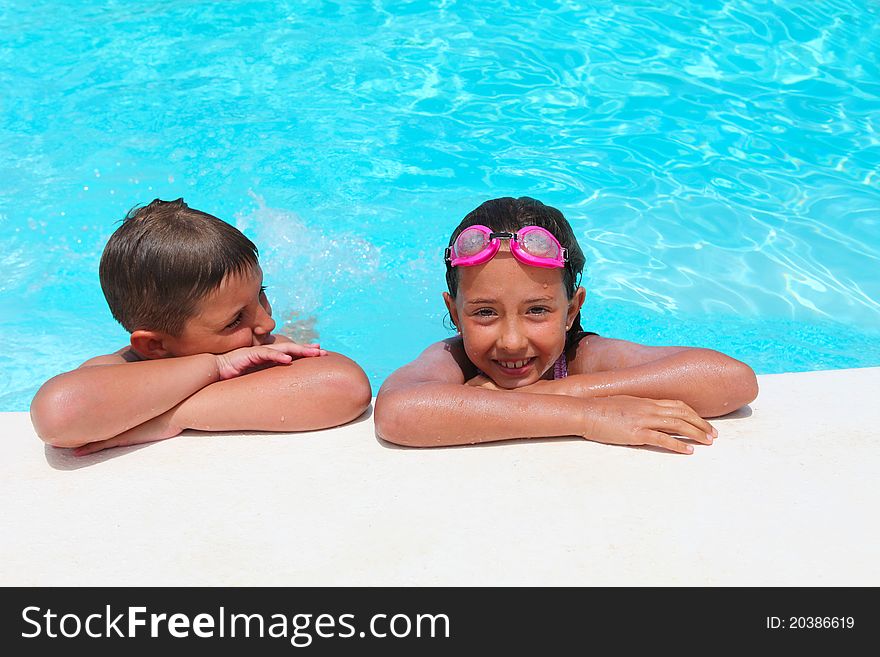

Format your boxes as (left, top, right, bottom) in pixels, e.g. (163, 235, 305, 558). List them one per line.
(1, 0, 879, 409)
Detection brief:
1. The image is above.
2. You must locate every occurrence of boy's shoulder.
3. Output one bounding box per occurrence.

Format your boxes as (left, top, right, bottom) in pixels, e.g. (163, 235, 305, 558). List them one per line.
(79, 347, 143, 368)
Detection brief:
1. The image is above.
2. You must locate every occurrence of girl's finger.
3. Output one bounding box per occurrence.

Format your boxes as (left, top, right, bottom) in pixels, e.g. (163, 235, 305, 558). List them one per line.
(658, 401, 716, 436)
(661, 418, 713, 445)
(645, 430, 693, 455)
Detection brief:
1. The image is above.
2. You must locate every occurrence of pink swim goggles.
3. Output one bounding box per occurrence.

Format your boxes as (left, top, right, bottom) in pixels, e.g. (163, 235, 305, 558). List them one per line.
(445, 225, 568, 269)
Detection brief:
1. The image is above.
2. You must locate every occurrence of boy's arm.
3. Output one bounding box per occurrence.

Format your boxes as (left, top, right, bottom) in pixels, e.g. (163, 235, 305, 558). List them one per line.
(374, 339, 714, 453)
(170, 351, 370, 432)
(30, 342, 327, 449)
(31, 352, 224, 448)
(473, 337, 758, 417)
(71, 351, 372, 456)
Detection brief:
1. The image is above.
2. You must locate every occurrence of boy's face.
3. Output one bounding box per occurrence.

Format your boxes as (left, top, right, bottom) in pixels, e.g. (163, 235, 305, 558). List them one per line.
(162, 264, 276, 357)
(443, 248, 583, 389)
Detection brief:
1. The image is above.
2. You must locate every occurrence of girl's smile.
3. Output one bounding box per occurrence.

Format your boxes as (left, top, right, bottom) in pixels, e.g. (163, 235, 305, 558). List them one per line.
(494, 357, 538, 377)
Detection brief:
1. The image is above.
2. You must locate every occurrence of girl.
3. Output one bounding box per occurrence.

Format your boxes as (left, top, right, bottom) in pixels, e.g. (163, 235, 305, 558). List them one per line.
(374, 197, 758, 454)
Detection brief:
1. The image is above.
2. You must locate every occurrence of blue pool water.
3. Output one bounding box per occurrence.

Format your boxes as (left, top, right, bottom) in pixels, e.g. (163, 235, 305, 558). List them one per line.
(1, 0, 879, 411)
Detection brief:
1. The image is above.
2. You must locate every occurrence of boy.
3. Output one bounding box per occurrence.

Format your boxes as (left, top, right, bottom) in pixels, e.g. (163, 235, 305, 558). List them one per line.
(31, 198, 372, 456)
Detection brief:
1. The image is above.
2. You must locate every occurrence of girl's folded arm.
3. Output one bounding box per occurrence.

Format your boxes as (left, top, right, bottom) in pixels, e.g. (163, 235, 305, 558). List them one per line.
(374, 340, 590, 447)
(519, 337, 758, 417)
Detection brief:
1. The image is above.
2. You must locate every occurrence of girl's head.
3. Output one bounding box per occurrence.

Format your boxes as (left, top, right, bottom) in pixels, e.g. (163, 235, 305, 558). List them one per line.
(443, 197, 587, 388)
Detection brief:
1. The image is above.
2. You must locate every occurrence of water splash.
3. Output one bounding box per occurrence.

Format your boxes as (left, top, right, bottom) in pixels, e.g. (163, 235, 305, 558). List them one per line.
(234, 192, 383, 342)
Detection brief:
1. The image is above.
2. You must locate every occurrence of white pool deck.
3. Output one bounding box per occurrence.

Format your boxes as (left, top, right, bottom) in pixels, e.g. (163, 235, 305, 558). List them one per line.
(2, 366, 878, 587)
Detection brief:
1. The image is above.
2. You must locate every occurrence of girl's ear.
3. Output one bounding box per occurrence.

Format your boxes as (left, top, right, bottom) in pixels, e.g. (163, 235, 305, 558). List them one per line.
(130, 330, 172, 359)
(442, 292, 460, 332)
(567, 287, 586, 327)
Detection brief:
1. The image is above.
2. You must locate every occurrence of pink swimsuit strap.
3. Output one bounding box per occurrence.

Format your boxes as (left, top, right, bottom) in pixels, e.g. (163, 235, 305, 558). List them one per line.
(553, 353, 568, 379)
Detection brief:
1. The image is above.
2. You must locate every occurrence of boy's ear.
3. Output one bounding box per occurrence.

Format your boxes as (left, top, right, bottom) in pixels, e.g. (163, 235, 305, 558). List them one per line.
(442, 292, 460, 332)
(130, 330, 172, 359)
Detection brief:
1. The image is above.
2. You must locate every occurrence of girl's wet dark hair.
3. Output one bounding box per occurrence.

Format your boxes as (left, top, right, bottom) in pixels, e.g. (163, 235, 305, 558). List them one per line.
(445, 196, 586, 351)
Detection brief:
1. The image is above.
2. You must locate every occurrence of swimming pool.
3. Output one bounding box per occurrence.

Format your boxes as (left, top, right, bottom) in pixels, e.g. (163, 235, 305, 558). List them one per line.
(1, 0, 878, 411)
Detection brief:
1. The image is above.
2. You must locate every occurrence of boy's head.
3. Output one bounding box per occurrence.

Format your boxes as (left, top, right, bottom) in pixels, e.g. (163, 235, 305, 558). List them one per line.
(100, 198, 274, 357)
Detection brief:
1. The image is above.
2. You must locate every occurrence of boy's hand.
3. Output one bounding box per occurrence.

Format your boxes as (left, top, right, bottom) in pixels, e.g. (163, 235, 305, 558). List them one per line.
(264, 341, 327, 359)
(216, 343, 327, 381)
(581, 395, 717, 455)
(72, 411, 184, 457)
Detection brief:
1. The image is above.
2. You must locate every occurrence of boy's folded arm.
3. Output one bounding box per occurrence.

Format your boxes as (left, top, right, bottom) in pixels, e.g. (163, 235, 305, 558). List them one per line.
(30, 353, 222, 448)
(517, 338, 759, 417)
(31, 342, 352, 449)
(59, 351, 372, 456)
(169, 351, 371, 433)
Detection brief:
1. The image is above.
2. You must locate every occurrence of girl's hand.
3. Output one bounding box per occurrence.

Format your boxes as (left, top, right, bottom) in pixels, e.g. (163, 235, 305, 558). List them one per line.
(465, 374, 504, 390)
(215, 343, 327, 380)
(465, 374, 556, 393)
(581, 395, 717, 455)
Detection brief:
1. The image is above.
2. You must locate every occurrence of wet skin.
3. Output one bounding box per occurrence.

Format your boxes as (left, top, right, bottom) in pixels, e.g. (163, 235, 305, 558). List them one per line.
(444, 248, 584, 389)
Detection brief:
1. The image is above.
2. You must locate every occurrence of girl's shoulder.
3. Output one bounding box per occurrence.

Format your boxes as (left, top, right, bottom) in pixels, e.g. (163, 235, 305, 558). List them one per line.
(566, 331, 603, 374)
(422, 336, 479, 378)
(383, 337, 478, 389)
(568, 334, 690, 373)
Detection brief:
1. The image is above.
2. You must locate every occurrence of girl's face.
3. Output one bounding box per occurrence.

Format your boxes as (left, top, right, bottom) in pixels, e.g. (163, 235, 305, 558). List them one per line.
(444, 248, 585, 389)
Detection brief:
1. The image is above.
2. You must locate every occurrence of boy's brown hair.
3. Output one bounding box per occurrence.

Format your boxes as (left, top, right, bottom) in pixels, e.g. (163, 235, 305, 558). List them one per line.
(99, 198, 259, 336)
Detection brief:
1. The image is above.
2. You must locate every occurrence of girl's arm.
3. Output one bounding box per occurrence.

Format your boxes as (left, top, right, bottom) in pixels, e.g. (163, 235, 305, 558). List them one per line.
(374, 339, 715, 453)
(475, 337, 758, 417)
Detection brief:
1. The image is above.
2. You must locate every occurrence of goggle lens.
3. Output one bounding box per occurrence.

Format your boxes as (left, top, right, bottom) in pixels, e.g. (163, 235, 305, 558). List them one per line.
(454, 227, 491, 257)
(520, 229, 560, 259)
